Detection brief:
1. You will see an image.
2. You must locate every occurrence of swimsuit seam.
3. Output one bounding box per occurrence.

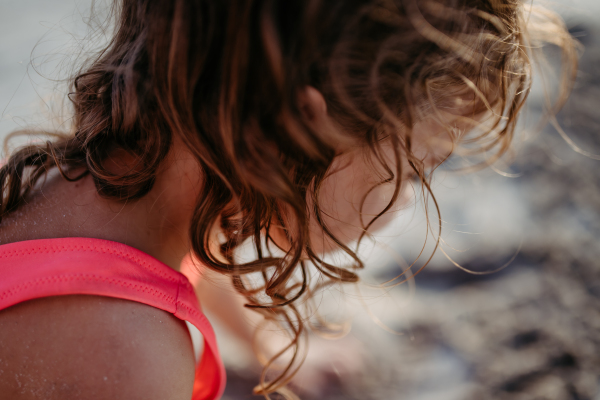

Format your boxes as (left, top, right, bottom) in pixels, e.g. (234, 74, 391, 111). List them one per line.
(0, 273, 177, 303)
(0, 243, 183, 283)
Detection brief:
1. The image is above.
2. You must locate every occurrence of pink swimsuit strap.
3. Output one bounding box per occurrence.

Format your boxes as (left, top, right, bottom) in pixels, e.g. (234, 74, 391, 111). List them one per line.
(0, 237, 226, 400)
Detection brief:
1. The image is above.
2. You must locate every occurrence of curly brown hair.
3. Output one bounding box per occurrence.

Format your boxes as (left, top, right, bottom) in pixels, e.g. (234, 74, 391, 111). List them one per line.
(0, 0, 577, 397)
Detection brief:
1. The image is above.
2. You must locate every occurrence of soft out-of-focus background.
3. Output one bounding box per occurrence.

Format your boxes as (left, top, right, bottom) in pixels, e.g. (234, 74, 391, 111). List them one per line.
(2, 1, 599, 399)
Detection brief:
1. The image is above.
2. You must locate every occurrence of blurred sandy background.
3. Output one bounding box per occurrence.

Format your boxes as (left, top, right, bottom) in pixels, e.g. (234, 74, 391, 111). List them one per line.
(1, 1, 599, 399)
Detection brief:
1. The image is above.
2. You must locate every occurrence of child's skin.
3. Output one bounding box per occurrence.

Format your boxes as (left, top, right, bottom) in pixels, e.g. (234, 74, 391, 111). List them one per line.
(0, 88, 451, 398)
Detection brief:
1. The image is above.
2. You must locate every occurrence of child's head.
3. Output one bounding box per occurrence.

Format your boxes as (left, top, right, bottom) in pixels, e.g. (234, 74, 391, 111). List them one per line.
(69, 0, 530, 246)
(1, 0, 577, 395)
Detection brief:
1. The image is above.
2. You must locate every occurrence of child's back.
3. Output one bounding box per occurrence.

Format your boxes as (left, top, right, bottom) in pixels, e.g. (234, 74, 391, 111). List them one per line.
(0, 295, 195, 399)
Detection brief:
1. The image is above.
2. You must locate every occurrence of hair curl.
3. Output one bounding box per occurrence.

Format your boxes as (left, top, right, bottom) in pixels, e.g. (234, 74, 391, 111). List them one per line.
(0, 0, 577, 397)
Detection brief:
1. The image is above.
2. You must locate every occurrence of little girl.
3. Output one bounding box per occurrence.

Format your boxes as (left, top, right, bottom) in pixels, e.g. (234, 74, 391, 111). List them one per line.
(0, 0, 576, 399)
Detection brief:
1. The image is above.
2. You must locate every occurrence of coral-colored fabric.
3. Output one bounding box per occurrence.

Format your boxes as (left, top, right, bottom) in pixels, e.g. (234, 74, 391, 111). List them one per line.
(0, 237, 226, 400)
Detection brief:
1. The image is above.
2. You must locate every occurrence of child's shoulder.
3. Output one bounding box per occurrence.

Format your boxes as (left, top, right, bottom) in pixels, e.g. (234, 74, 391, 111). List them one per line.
(0, 171, 107, 246)
(0, 294, 195, 399)
(0, 172, 154, 258)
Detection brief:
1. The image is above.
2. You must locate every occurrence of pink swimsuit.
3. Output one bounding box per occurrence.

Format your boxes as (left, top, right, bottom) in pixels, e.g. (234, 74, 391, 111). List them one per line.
(0, 237, 226, 400)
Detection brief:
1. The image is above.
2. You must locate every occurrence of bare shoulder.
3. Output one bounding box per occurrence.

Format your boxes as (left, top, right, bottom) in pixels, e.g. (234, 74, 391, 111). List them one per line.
(0, 295, 196, 400)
